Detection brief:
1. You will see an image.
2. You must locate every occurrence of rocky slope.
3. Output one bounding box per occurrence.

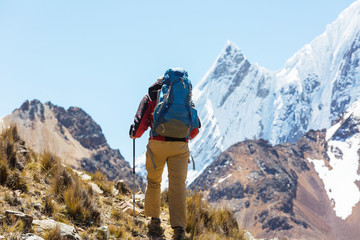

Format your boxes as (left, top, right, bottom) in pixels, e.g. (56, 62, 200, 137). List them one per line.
(190, 100, 360, 239)
(0, 99, 144, 190)
(0, 126, 252, 240)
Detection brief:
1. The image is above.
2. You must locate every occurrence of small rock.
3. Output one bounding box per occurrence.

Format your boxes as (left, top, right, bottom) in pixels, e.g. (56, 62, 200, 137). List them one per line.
(73, 169, 92, 181)
(135, 193, 145, 201)
(14, 190, 22, 197)
(20, 233, 45, 240)
(5, 210, 33, 231)
(89, 182, 103, 194)
(112, 187, 119, 196)
(243, 231, 256, 240)
(119, 201, 141, 216)
(97, 226, 110, 240)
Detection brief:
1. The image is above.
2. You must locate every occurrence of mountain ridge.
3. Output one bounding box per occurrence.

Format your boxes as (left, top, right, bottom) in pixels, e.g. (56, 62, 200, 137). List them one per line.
(0, 99, 145, 190)
(190, 99, 360, 239)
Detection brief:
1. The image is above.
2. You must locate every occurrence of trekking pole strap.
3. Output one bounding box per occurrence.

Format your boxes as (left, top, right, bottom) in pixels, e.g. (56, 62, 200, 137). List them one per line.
(147, 145, 157, 169)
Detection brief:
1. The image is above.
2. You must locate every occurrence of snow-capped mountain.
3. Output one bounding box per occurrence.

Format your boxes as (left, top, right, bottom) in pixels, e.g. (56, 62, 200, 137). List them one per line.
(190, 99, 360, 240)
(189, 0, 360, 183)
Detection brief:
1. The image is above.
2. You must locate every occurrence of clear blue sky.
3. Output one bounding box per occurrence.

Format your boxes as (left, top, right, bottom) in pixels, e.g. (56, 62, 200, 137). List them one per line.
(0, 0, 355, 164)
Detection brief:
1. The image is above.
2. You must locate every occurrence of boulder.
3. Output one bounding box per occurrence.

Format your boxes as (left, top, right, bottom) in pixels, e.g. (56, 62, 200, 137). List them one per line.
(32, 219, 81, 240)
(89, 182, 103, 195)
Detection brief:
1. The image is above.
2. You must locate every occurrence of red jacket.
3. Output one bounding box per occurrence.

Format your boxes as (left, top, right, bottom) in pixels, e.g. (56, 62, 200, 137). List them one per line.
(131, 80, 200, 141)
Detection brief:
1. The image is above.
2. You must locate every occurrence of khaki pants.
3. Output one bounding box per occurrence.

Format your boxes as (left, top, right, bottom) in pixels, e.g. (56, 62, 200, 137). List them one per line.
(145, 139, 189, 228)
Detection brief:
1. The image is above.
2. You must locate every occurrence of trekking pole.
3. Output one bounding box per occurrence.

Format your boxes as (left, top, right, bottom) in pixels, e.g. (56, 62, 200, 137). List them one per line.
(133, 138, 136, 222)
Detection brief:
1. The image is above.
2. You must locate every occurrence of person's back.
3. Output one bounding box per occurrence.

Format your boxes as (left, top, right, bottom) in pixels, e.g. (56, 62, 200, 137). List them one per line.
(130, 68, 200, 240)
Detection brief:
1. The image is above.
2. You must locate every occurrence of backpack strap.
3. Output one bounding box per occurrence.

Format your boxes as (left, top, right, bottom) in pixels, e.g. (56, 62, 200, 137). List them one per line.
(156, 81, 174, 115)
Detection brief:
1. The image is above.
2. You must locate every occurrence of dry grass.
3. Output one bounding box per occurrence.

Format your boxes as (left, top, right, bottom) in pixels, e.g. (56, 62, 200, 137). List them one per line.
(0, 157, 8, 185)
(1, 125, 20, 142)
(42, 223, 61, 240)
(51, 167, 74, 199)
(1, 219, 24, 233)
(91, 171, 113, 196)
(51, 167, 100, 226)
(6, 170, 28, 192)
(39, 152, 60, 177)
(111, 208, 123, 221)
(0, 126, 29, 169)
(186, 192, 246, 240)
(108, 224, 133, 239)
(43, 196, 56, 216)
(0, 126, 29, 192)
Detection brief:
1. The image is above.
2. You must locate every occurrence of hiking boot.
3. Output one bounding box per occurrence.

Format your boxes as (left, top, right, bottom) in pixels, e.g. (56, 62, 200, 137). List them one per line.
(147, 217, 164, 237)
(172, 226, 185, 240)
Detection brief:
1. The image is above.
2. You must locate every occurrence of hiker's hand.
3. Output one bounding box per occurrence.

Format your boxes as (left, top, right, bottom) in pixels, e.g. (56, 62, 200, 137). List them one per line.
(129, 124, 136, 139)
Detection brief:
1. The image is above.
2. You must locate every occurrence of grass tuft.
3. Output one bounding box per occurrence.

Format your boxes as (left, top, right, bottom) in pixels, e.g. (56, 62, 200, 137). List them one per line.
(0, 158, 9, 185)
(92, 171, 112, 196)
(54, 168, 101, 226)
(186, 192, 246, 240)
(0, 126, 29, 192)
(52, 167, 74, 199)
(2, 219, 24, 234)
(6, 170, 28, 192)
(43, 196, 56, 216)
(108, 224, 132, 239)
(39, 152, 60, 177)
(42, 223, 61, 240)
(111, 208, 123, 221)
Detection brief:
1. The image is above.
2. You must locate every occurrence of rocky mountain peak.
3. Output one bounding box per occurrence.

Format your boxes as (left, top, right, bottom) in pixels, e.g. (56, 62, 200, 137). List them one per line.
(50, 104, 107, 150)
(1, 99, 145, 189)
(18, 99, 45, 122)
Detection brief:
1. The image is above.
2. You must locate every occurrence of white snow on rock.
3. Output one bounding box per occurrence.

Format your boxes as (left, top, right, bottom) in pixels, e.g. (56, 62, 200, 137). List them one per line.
(308, 99, 360, 219)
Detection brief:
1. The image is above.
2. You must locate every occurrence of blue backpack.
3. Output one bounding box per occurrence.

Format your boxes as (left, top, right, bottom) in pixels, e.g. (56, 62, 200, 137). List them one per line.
(152, 68, 199, 139)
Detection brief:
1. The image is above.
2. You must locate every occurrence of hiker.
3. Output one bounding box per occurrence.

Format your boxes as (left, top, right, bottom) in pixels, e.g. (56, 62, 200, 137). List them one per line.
(130, 68, 200, 240)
